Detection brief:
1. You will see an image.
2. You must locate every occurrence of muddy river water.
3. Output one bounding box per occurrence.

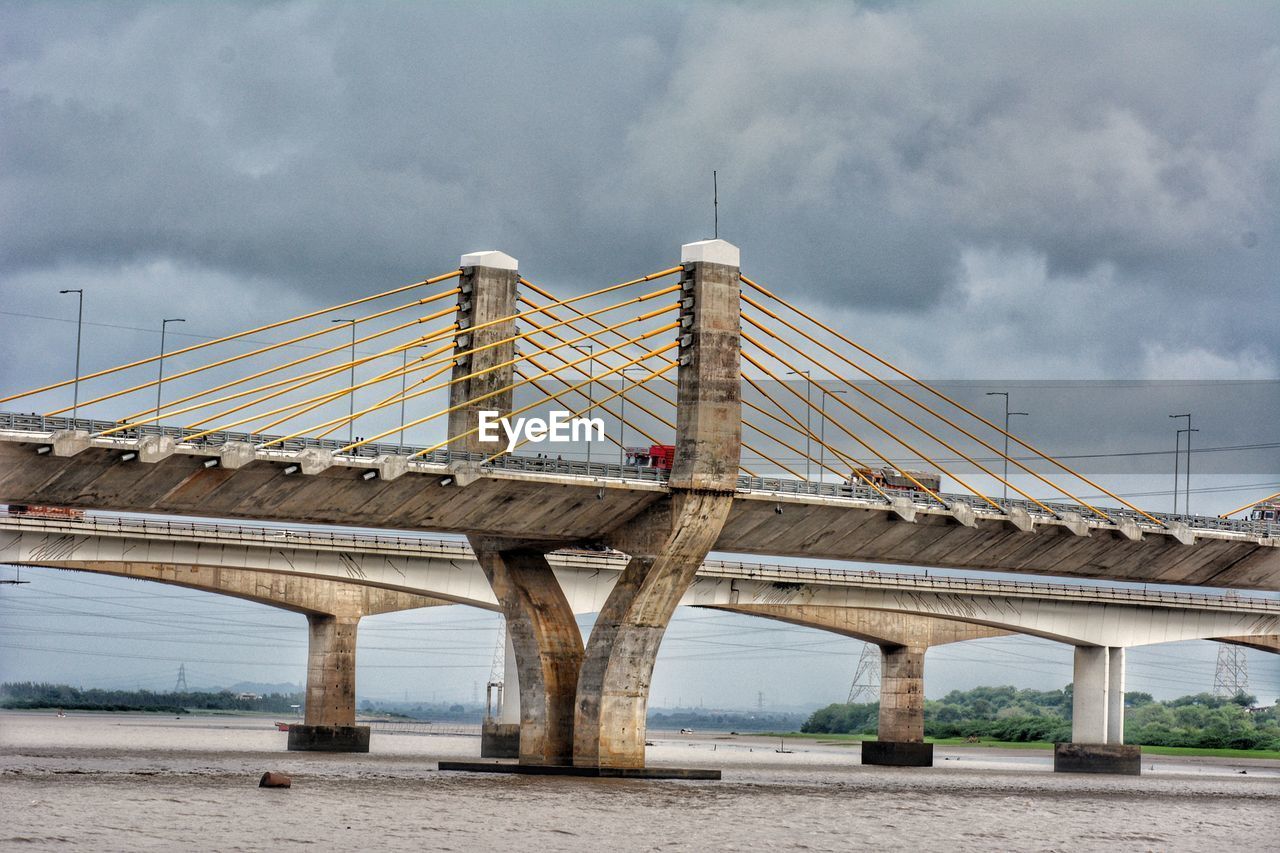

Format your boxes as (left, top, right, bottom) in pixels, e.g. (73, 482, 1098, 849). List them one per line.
(1, 712, 1276, 851)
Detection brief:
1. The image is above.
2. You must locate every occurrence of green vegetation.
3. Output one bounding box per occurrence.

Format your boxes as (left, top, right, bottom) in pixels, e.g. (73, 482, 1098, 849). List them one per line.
(0, 681, 303, 714)
(801, 685, 1280, 751)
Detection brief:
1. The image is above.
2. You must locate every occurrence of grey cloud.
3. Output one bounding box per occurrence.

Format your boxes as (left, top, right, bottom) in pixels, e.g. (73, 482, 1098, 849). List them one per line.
(1, 0, 1276, 383)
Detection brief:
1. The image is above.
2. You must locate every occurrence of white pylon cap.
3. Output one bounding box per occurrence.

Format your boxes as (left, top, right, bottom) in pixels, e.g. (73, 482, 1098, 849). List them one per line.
(460, 250, 519, 270)
(681, 239, 739, 268)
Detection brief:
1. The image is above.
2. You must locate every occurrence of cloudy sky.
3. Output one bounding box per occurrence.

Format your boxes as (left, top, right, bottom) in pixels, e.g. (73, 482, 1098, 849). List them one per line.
(1, 1, 1277, 705)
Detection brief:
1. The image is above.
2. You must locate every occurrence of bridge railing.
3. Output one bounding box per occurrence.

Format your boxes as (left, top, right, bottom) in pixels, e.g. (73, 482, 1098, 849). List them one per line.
(4, 510, 1277, 613)
(2, 411, 1276, 538)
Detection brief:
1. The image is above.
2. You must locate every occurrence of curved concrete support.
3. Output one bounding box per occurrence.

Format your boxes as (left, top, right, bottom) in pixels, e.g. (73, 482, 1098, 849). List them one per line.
(25, 562, 442, 753)
(24, 561, 444, 616)
(1215, 634, 1280, 654)
(574, 491, 734, 768)
(709, 604, 1008, 647)
(573, 247, 742, 770)
(471, 539, 583, 766)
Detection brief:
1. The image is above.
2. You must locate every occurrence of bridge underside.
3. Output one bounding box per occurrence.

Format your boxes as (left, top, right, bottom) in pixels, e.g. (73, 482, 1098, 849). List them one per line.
(1, 440, 1276, 590)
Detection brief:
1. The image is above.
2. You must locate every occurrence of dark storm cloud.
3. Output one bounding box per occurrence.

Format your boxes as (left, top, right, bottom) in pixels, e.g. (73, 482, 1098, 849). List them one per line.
(1, 0, 1277, 377)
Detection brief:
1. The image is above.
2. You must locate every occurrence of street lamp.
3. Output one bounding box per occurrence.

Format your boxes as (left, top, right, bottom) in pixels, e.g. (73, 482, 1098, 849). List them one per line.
(817, 387, 846, 482)
(986, 392, 1028, 503)
(398, 342, 428, 447)
(156, 318, 186, 423)
(332, 319, 357, 444)
(59, 289, 84, 423)
(787, 369, 812, 480)
(619, 366, 642, 468)
(571, 344, 595, 468)
(1169, 414, 1197, 517)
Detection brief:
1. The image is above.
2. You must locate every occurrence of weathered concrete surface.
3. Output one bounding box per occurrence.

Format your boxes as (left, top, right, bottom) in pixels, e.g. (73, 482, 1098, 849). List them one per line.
(879, 645, 926, 743)
(573, 249, 742, 769)
(1216, 634, 1280, 654)
(303, 614, 358, 729)
(861, 741, 934, 767)
(480, 721, 520, 759)
(448, 253, 520, 457)
(1053, 743, 1141, 775)
(286, 724, 370, 753)
(21, 561, 443, 617)
(710, 605, 1008, 647)
(470, 540, 583, 766)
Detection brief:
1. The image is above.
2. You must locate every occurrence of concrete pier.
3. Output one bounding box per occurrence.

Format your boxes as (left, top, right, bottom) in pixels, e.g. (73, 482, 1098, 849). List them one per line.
(572, 240, 742, 770)
(291, 613, 368, 752)
(1057, 645, 1140, 774)
(863, 644, 933, 767)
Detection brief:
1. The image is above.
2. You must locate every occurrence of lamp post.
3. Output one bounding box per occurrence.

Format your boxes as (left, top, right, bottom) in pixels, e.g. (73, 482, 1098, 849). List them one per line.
(788, 369, 812, 480)
(156, 318, 186, 423)
(619, 366, 640, 468)
(986, 391, 1028, 503)
(1170, 413, 1196, 517)
(332, 319, 357, 444)
(59, 289, 84, 423)
(398, 343, 426, 447)
(818, 387, 845, 482)
(572, 344, 594, 468)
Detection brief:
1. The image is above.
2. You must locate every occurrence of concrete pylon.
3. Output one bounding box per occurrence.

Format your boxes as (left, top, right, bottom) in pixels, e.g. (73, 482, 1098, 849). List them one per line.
(1055, 644, 1139, 774)
(861, 644, 933, 767)
(572, 239, 742, 769)
(449, 251, 520, 458)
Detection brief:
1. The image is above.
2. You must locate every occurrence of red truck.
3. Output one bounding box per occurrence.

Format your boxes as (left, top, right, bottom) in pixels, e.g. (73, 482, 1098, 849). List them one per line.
(6, 505, 86, 521)
(625, 444, 676, 470)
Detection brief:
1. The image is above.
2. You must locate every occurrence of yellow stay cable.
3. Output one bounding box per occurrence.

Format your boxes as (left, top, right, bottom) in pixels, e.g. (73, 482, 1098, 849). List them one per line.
(256, 312, 676, 449)
(518, 284, 679, 408)
(487, 359, 681, 465)
(741, 346, 952, 507)
(61, 286, 463, 420)
(743, 312, 1058, 518)
(410, 339, 681, 460)
(738, 371, 893, 500)
(97, 318, 460, 438)
(742, 275, 1164, 527)
(742, 292, 1110, 521)
(334, 324, 681, 456)
(7, 270, 462, 408)
(1220, 491, 1280, 519)
(185, 283, 681, 443)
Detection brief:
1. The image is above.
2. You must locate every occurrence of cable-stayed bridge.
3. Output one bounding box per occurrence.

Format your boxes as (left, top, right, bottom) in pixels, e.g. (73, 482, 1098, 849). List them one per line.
(2, 240, 1277, 775)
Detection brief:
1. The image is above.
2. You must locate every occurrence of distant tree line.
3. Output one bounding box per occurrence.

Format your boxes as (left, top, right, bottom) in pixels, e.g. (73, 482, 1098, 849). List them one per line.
(648, 709, 806, 732)
(801, 684, 1280, 750)
(0, 682, 303, 714)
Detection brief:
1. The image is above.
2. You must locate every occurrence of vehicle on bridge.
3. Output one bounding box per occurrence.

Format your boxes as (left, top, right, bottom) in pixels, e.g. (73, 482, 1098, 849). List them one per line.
(848, 467, 942, 493)
(626, 444, 675, 470)
(5, 504, 85, 521)
(1251, 501, 1280, 523)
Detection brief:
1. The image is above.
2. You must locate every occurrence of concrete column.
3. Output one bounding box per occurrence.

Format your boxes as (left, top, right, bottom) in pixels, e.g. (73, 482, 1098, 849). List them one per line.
(572, 240, 742, 770)
(1071, 645, 1109, 744)
(471, 539, 583, 766)
(288, 613, 369, 752)
(500, 630, 521, 724)
(448, 251, 520, 457)
(862, 644, 933, 766)
(878, 645, 926, 741)
(1107, 646, 1126, 745)
(481, 626, 524, 759)
(1056, 644, 1139, 774)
